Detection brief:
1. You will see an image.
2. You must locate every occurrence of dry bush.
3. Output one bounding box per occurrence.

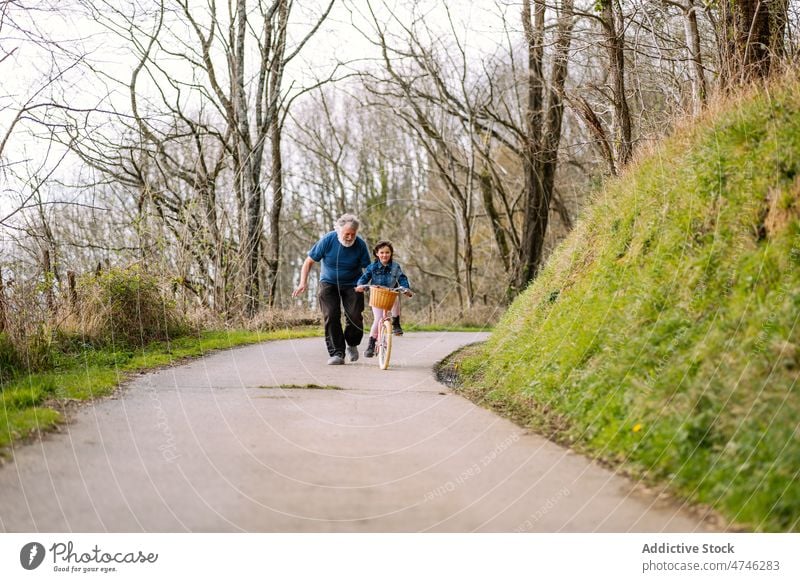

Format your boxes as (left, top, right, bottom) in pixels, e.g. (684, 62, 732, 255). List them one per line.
(405, 304, 503, 329)
(183, 305, 321, 331)
(0, 276, 56, 376)
(70, 265, 191, 346)
(182, 306, 227, 331)
(0, 333, 17, 379)
(765, 177, 800, 238)
(242, 307, 322, 331)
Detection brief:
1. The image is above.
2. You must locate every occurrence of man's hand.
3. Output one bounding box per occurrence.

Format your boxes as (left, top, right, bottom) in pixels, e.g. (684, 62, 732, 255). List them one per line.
(355, 285, 365, 293)
(404, 290, 413, 298)
(292, 257, 316, 298)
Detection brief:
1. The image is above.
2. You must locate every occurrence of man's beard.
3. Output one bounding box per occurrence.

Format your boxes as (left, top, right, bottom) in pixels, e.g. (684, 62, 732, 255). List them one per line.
(337, 232, 355, 247)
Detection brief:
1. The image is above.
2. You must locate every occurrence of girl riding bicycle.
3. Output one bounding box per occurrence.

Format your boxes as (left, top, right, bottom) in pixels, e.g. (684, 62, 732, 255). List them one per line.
(355, 240, 413, 358)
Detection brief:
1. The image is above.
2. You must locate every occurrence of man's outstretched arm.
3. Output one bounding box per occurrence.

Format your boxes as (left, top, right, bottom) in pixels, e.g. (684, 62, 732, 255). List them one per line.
(292, 256, 317, 297)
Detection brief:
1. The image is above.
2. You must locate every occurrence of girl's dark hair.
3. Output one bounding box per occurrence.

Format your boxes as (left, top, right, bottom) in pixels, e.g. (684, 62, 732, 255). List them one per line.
(372, 240, 394, 258)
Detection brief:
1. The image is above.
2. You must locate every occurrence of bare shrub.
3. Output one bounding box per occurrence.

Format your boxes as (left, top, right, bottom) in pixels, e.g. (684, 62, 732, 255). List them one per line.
(242, 307, 321, 331)
(405, 305, 503, 329)
(73, 266, 190, 346)
(182, 306, 321, 332)
(0, 275, 55, 377)
(0, 332, 25, 380)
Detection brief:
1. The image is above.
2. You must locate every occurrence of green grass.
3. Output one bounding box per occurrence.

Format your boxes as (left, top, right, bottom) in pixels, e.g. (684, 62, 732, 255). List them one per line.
(0, 327, 321, 451)
(459, 77, 800, 532)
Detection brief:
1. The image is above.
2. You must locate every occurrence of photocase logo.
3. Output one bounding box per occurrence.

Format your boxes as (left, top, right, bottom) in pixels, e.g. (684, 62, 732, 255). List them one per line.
(20, 542, 46, 570)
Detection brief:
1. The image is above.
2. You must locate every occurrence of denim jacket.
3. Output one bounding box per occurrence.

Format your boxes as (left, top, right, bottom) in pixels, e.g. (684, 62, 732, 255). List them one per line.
(357, 260, 410, 289)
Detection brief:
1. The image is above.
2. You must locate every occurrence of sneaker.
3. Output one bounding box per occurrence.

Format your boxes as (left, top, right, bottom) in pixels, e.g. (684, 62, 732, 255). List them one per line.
(327, 354, 345, 365)
(364, 337, 377, 358)
(392, 316, 404, 336)
(346, 345, 359, 362)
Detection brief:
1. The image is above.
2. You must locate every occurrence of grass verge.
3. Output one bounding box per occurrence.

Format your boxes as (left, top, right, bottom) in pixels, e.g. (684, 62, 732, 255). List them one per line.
(458, 76, 800, 532)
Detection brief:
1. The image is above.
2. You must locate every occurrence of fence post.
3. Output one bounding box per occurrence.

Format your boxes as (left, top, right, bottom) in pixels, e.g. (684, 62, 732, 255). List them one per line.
(68, 270, 77, 308)
(43, 248, 55, 313)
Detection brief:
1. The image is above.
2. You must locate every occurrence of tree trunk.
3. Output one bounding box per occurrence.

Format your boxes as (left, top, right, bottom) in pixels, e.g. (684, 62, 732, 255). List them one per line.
(718, 0, 777, 86)
(516, 0, 546, 292)
(267, 122, 283, 307)
(266, 0, 289, 308)
(243, 166, 263, 317)
(684, 0, 707, 114)
(540, 0, 575, 216)
(452, 213, 464, 311)
(515, 0, 574, 293)
(459, 205, 474, 309)
(478, 164, 511, 272)
(769, 0, 790, 60)
(0, 270, 6, 332)
(207, 186, 226, 313)
(600, 0, 632, 166)
(67, 270, 77, 309)
(43, 248, 55, 313)
(231, 0, 263, 317)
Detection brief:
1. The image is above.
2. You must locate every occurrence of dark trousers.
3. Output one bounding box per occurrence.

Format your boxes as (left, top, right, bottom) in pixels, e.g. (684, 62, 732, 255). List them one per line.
(318, 282, 365, 357)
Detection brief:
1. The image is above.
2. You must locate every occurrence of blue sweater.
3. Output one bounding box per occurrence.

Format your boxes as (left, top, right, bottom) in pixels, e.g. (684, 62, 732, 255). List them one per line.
(308, 231, 371, 286)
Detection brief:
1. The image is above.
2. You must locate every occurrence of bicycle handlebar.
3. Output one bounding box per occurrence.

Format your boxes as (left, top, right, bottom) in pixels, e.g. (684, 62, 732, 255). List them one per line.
(363, 284, 409, 293)
(357, 284, 412, 296)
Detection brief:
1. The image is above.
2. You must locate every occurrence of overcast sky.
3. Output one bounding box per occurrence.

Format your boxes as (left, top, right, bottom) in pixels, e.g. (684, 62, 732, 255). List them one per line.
(1, 0, 521, 239)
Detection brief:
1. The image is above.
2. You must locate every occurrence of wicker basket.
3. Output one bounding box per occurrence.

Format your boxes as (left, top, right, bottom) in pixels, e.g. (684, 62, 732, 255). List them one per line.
(368, 286, 398, 310)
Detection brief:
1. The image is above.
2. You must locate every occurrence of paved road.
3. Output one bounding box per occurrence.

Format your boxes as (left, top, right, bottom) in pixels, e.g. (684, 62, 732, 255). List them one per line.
(0, 332, 716, 532)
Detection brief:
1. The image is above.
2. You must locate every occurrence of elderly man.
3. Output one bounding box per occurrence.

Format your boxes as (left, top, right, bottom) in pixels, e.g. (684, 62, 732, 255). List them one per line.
(292, 214, 371, 365)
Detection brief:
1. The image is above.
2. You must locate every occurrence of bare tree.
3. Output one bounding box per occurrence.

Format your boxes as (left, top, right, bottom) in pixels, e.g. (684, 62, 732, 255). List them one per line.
(1, 0, 87, 225)
(516, 0, 576, 291)
(62, 0, 334, 316)
(358, 2, 484, 306)
(9, 0, 798, 326)
(680, 0, 708, 112)
(598, 0, 633, 165)
(354, 0, 578, 297)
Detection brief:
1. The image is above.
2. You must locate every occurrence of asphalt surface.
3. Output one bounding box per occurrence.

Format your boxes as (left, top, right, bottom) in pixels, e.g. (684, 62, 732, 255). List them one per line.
(0, 332, 717, 532)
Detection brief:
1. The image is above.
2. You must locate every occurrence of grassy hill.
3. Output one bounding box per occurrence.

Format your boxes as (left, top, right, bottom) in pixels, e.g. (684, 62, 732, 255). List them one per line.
(458, 74, 800, 532)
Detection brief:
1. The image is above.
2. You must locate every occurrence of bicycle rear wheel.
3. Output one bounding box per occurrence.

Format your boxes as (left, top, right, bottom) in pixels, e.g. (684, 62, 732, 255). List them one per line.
(378, 318, 393, 370)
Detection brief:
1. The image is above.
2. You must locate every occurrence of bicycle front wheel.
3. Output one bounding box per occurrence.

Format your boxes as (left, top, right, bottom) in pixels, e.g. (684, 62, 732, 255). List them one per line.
(378, 318, 393, 370)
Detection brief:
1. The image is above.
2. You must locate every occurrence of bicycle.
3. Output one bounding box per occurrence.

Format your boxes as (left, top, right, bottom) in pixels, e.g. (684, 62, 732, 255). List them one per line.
(364, 285, 409, 370)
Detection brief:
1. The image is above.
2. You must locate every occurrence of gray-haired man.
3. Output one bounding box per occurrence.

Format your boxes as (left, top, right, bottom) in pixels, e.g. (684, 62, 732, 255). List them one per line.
(292, 214, 371, 365)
